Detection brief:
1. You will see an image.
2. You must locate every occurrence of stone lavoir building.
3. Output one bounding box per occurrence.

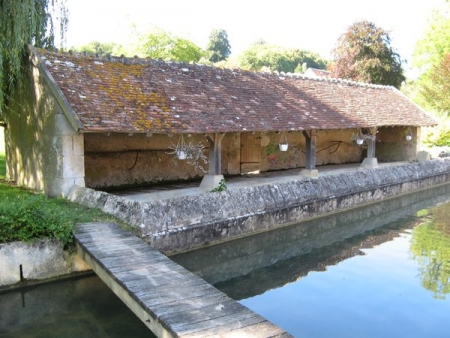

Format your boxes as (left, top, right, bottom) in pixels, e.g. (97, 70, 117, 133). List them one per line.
(4, 46, 436, 196)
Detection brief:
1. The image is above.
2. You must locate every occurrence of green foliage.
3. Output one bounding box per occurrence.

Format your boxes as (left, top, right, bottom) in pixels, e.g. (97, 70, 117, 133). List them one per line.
(329, 20, 405, 88)
(0, 0, 68, 119)
(410, 3, 450, 116)
(238, 44, 327, 73)
(0, 183, 123, 246)
(422, 114, 450, 147)
(419, 54, 450, 114)
(413, 7, 450, 71)
(72, 41, 120, 57)
(411, 203, 450, 299)
(210, 179, 227, 192)
(266, 142, 278, 156)
(206, 29, 231, 62)
(135, 28, 203, 63)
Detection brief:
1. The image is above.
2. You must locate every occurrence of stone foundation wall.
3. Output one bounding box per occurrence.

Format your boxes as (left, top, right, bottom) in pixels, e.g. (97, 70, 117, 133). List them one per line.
(68, 159, 450, 254)
(4, 51, 85, 197)
(0, 239, 91, 288)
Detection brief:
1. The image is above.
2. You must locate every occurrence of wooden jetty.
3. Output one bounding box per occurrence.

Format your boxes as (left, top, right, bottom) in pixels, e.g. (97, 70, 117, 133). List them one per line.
(74, 223, 292, 338)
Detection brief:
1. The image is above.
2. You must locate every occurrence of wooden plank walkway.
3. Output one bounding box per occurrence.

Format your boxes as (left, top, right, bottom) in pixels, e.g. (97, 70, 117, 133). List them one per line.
(74, 223, 292, 338)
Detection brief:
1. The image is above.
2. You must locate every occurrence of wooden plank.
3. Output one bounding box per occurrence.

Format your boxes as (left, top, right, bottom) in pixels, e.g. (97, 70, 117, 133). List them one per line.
(74, 222, 292, 338)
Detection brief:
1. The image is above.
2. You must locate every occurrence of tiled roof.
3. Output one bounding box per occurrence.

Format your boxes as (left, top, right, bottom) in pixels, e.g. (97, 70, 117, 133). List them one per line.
(35, 48, 437, 134)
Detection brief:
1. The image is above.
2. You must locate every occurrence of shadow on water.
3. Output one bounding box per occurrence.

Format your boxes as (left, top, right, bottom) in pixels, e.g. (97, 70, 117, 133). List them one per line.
(172, 184, 450, 300)
(0, 275, 155, 338)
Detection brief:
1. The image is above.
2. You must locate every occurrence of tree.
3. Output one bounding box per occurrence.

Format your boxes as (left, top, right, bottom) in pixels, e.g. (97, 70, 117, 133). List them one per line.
(328, 21, 405, 88)
(135, 28, 203, 63)
(0, 0, 68, 118)
(238, 44, 327, 73)
(206, 29, 231, 62)
(420, 54, 450, 114)
(413, 6, 450, 72)
(411, 2, 450, 113)
(405, 2, 450, 147)
(73, 41, 120, 57)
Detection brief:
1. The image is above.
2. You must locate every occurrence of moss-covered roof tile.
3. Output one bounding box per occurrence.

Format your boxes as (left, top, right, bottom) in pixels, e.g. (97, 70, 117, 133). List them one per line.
(35, 48, 437, 134)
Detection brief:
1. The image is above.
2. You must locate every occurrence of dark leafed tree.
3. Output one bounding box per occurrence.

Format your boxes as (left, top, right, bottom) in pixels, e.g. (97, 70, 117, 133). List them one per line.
(0, 0, 68, 118)
(329, 21, 405, 88)
(206, 29, 231, 62)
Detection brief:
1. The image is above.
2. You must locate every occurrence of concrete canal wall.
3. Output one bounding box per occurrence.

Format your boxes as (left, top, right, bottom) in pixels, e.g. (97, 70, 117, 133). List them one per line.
(0, 239, 91, 288)
(68, 159, 450, 254)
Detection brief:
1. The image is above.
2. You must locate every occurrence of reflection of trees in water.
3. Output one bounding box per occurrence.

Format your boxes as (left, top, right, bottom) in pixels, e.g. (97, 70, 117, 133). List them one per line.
(411, 202, 450, 300)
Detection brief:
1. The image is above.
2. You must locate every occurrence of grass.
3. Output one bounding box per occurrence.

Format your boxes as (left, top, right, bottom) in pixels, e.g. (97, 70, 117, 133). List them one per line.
(0, 154, 123, 247)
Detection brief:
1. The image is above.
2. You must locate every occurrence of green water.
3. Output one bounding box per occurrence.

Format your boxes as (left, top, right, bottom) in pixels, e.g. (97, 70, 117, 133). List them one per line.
(173, 184, 450, 337)
(0, 275, 155, 338)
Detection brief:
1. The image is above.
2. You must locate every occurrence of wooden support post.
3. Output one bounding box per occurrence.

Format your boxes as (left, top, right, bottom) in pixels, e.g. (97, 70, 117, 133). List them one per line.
(360, 127, 378, 169)
(206, 133, 225, 175)
(200, 133, 226, 190)
(300, 130, 319, 178)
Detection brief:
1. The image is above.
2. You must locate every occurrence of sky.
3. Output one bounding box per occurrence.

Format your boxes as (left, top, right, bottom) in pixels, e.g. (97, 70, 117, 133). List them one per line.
(65, 0, 445, 73)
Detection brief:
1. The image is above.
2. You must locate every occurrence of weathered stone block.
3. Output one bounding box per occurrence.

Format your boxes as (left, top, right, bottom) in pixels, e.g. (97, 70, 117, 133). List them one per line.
(417, 151, 431, 162)
(55, 113, 78, 136)
(61, 154, 85, 179)
(61, 134, 84, 156)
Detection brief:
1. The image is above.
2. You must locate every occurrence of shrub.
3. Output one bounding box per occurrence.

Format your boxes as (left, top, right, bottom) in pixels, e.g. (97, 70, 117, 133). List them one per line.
(0, 183, 122, 246)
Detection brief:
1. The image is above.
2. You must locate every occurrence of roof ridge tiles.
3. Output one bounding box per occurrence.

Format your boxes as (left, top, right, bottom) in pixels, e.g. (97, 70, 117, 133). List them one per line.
(31, 45, 437, 134)
(35, 47, 394, 91)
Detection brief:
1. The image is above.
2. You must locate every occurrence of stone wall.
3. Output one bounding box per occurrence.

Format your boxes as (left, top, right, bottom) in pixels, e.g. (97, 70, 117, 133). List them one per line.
(0, 239, 91, 287)
(68, 159, 450, 254)
(4, 51, 84, 196)
(376, 126, 420, 162)
(84, 133, 241, 189)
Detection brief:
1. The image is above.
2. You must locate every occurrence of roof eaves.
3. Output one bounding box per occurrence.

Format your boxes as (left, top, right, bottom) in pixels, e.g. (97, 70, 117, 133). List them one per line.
(389, 86, 438, 127)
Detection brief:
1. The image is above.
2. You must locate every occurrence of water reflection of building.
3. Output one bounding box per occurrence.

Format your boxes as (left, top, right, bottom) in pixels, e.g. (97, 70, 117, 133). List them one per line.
(215, 222, 422, 300)
(173, 185, 450, 300)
